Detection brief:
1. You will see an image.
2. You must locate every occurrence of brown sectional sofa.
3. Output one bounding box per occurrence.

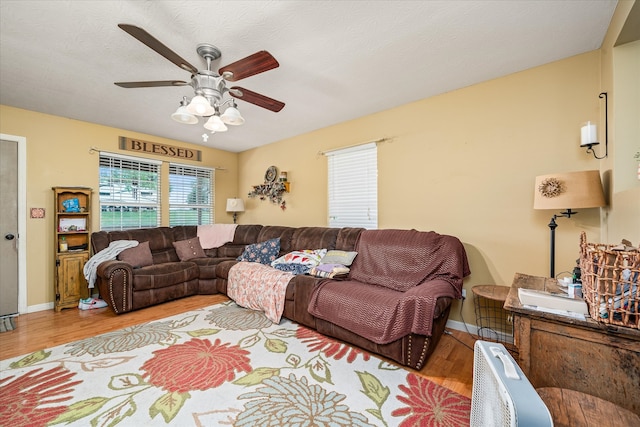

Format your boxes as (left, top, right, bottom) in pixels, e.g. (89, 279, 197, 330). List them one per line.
(91, 225, 469, 369)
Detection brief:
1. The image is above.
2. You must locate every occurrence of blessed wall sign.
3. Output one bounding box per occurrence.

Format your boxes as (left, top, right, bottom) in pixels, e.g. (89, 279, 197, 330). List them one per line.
(119, 137, 202, 161)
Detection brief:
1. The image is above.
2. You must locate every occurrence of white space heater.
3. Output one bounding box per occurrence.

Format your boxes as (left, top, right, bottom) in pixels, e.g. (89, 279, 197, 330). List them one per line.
(470, 340, 553, 427)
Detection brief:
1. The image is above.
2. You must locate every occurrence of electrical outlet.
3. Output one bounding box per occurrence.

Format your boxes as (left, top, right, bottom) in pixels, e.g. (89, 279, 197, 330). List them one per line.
(462, 289, 467, 299)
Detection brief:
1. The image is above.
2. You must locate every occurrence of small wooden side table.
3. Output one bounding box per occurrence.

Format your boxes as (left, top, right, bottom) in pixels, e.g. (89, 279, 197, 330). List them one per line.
(472, 285, 513, 345)
(537, 387, 640, 427)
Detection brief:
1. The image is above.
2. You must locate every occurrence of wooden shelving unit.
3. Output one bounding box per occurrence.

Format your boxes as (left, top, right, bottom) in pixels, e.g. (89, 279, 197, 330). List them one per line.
(52, 187, 92, 311)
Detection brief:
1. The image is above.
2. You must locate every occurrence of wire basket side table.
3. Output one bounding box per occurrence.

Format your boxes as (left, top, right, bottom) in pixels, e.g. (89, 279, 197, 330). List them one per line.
(472, 285, 514, 345)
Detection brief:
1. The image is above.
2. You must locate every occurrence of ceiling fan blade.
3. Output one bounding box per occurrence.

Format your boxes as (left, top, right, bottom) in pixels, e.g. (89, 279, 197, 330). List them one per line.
(230, 86, 285, 112)
(115, 80, 189, 88)
(118, 24, 198, 74)
(219, 51, 279, 82)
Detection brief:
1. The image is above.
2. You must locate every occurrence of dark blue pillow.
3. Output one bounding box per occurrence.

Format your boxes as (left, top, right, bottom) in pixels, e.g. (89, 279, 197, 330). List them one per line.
(237, 238, 281, 264)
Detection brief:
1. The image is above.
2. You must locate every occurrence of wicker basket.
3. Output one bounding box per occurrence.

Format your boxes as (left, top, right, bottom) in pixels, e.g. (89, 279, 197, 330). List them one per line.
(580, 232, 640, 329)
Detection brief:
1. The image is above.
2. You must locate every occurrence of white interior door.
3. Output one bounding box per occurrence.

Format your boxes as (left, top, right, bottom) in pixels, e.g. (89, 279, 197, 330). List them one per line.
(1, 134, 26, 314)
(1, 138, 19, 316)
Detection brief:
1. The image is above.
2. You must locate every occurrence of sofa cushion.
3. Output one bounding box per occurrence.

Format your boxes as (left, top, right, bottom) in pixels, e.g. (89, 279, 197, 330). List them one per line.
(214, 260, 237, 280)
(308, 277, 455, 344)
(350, 229, 469, 293)
(290, 227, 339, 251)
(335, 227, 365, 251)
(132, 262, 199, 291)
(91, 227, 178, 263)
(173, 237, 206, 261)
(215, 225, 264, 258)
(191, 257, 232, 280)
(256, 226, 295, 254)
(232, 224, 263, 244)
(216, 244, 248, 258)
(237, 238, 280, 264)
(117, 241, 153, 268)
(171, 225, 198, 242)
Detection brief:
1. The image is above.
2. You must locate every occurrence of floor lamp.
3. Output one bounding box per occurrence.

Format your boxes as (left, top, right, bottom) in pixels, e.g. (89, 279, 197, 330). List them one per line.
(533, 170, 606, 278)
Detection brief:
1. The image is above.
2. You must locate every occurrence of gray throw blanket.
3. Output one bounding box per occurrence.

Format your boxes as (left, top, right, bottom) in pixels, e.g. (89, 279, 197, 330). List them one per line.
(308, 229, 470, 344)
(83, 240, 139, 288)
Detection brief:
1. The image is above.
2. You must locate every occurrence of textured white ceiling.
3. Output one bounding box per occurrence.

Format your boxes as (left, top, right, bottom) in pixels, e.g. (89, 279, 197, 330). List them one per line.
(0, 1, 617, 152)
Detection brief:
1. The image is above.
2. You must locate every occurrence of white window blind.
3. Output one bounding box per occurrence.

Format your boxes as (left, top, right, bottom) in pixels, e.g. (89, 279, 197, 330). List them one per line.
(169, 163, 214, 226)
(99, 153, 161, 231)
(327, 142, 378, 229)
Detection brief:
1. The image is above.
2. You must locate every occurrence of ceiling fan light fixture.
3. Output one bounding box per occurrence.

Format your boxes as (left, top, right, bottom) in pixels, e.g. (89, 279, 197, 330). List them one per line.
(171, 106, 198, 124)
(186, 95, 215, 116)
(114, 25, 284, 140)
(204, 115, 228, 132)
(171, 97, 198, 124)
(221, 105, 245, 125)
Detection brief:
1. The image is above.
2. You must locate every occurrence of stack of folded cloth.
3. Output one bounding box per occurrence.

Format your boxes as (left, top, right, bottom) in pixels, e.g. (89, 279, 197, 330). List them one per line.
(309, 263, 350, 279)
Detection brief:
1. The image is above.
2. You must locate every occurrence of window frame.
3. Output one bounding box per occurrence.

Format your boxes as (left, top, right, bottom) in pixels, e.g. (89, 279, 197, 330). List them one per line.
(98, 152, 161, 231)
(168, 162, 215, 226)
(326, 142, 378, 229)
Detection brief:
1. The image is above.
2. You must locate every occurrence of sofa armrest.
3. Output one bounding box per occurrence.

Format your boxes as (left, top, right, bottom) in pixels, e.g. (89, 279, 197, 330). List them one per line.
(405, 279, 456, 318)
(95, 260, 134, 314)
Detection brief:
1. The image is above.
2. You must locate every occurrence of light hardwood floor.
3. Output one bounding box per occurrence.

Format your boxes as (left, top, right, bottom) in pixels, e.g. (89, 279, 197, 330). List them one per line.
(0, 295, 476, 398)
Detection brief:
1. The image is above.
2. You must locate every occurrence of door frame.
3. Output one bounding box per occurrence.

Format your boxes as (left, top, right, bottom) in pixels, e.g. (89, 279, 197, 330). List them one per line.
(1, 134, 27, 313)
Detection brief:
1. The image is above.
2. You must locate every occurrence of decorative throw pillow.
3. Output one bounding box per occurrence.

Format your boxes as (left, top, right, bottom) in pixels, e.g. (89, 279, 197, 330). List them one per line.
(172, 237, 206, 261)
(117, 241, 153, 268)
(320, 250, 358, 266)
(271, 249, 327, 268)
(237, 238, 281, 264)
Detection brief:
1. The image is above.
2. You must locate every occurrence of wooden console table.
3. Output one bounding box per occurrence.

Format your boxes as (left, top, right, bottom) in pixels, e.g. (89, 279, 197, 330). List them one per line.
(504, 273, 640, 415)
(537, 387, 640, 426)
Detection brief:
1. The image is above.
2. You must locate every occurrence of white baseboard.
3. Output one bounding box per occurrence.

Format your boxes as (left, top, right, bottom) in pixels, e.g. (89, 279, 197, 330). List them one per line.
(446, 318, 478, 335)
(25, 294, 98, 314)
(446, 318, 514, 344)
(25, 302, 54, 313)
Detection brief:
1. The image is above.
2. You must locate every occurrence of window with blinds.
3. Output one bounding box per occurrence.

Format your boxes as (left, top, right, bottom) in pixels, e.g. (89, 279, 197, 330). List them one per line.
(99, 153, 161, 231)
(169, 163, 214, 226)
(327, 142, 378, 229)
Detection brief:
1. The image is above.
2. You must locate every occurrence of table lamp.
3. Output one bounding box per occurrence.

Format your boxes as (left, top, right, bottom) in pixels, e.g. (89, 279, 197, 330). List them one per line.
(226, 198, 245, 224)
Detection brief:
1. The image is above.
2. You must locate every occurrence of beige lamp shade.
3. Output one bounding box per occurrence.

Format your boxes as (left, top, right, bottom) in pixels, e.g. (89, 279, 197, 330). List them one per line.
(226, 198, 245, 212)
(533, 170, 606, 210)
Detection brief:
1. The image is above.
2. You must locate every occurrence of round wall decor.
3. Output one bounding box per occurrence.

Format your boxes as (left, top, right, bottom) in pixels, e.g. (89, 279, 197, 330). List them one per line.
(265, 166, 278, 183)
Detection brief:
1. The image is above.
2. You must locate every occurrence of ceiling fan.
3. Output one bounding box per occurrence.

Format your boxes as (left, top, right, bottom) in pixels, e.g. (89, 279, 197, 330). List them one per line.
(114, 24, 285, 138)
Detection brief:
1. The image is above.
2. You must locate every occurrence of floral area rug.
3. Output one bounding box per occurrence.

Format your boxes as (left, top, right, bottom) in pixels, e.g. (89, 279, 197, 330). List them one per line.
(0, 301, 470, 426)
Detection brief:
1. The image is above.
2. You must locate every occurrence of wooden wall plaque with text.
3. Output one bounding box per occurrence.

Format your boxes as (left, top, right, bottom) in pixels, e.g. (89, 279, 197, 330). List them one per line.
(119, 137, 202, 161)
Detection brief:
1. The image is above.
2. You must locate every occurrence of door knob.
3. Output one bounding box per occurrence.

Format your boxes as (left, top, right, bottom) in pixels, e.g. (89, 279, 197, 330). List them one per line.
(4, 233, 15, 240)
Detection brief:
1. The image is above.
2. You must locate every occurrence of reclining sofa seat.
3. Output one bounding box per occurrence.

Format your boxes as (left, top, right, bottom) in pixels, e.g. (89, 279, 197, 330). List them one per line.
(91, 224, 467, 369)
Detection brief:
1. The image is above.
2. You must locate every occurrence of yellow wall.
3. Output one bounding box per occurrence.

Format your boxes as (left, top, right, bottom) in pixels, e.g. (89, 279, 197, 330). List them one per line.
(239, 50, 637, 325)
(0, 106, 238, 307)
(606, 38, 640, 243)
(596, 1, 640, 246)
